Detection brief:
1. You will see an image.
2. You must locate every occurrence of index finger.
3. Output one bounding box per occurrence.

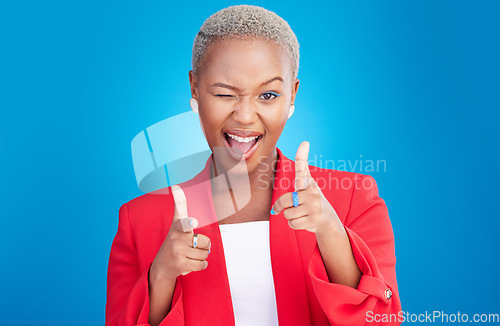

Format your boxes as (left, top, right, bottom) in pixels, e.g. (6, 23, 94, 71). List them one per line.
(295, 141, 311, 191)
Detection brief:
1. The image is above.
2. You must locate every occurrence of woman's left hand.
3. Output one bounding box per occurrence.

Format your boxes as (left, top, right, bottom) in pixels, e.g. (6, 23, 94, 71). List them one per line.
(271, 141, 343, 236)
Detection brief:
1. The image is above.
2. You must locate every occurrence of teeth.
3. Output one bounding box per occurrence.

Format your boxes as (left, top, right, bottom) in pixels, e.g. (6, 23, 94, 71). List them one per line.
(227, 133, 259, 143)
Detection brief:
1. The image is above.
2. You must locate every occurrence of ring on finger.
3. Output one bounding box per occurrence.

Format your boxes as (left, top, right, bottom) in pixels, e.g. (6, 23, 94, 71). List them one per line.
(292, 191, 299, 207)
(193, 233, 198, 248)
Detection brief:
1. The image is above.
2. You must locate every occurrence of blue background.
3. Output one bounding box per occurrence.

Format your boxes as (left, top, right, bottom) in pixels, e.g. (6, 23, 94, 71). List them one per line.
(1, 0, 498, 324)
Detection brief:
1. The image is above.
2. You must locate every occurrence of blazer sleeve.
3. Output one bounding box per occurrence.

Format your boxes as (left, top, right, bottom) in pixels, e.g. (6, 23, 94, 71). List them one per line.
(308, 174, 402, 326)
(105, 203, 185, 326)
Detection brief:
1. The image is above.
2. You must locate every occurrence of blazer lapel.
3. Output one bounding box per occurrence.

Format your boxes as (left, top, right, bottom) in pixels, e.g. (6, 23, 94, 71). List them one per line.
(179, 154, 235, 326)
(270, 148, 312, 326)
(176, 148, 311, 326)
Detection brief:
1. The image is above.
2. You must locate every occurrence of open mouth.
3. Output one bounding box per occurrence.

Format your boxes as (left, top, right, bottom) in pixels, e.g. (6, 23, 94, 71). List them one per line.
(222, 131, 263, 160)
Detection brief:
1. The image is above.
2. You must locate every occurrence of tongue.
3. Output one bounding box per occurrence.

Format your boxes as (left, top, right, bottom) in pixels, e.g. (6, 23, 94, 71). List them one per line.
(228, 137, 257, 154)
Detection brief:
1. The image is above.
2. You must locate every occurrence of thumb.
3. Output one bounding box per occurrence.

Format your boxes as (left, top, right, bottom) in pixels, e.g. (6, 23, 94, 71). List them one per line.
(179, 216, 198, 233)
(171, 185, 197, 233)
(171, 185, 188, 220)
(295, 141, 311, 191)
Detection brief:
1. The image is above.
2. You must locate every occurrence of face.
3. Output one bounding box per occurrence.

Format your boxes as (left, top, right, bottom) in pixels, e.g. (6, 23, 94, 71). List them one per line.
(189, 37, 300, 176)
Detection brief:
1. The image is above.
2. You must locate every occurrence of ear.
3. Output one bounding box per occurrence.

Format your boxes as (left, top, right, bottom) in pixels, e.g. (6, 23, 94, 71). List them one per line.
(189, 70, 200, 113)
(290, 78, 300, 104)
(189, 70, 199, 99)
(287, 78, 299, 119)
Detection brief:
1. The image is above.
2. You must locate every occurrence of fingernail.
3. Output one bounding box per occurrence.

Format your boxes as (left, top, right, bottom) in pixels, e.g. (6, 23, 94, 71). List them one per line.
(208, 249, 211, 254)
(270, 208, 276, 215)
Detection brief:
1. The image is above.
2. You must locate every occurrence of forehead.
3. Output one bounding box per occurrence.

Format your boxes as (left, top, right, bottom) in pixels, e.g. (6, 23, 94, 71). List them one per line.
(198, 37, 293, 85)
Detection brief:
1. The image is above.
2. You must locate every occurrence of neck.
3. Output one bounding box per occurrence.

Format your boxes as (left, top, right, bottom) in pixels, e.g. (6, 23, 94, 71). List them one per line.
(209, 148, 278, 223)
(210, 148, 278, 194)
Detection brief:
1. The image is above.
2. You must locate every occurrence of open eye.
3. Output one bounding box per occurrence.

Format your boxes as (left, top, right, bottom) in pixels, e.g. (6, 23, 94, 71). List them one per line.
(259, 91, 281, 100)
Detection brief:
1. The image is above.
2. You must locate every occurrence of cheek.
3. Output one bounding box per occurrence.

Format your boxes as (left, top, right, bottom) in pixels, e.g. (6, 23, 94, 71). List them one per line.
(260, 107, 289, 134)
(204, 102, 232, 119)
(199, 93, 233, 119)
(197, 115, 206, 138)
(198, 112, 217, 138)
(197, 103, 229, 143)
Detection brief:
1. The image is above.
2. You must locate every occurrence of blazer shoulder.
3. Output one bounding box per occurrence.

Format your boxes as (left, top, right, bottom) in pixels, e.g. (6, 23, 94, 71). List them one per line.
(121, 187, 176, 228)
(309, 164, 371, 193)
(309, 165, 381, 220)
(309, 164, 364, 178)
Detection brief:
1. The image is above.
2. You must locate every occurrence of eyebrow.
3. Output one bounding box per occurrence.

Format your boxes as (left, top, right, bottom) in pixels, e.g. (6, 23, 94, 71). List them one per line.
(210, 76, 283, 91)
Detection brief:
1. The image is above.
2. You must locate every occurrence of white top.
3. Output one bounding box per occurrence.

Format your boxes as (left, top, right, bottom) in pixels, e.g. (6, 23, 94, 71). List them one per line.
(219, 221, 279, 326)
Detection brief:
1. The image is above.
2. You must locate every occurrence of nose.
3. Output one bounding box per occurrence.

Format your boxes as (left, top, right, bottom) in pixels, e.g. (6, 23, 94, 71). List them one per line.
(231, 98, 259, 125)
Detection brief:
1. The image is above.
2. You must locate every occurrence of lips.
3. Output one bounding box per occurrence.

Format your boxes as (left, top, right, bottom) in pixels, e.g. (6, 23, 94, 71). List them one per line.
(224, 129, 262, 138)
(222, 129, 263, 160)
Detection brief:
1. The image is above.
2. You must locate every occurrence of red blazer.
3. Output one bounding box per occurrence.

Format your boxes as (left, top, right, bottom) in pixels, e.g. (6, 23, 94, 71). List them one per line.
(106, 147, 402, 326)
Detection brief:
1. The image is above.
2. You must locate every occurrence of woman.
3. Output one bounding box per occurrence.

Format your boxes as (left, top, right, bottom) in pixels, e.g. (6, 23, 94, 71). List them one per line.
(106, 5, 401, 326)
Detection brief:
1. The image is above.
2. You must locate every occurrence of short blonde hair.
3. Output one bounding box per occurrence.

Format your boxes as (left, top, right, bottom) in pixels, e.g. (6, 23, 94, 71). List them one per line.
(192, 5, 300, 78)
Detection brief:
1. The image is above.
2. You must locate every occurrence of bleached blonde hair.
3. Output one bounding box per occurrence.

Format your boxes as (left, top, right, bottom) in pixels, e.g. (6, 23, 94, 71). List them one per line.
(192, 5, 300, 78)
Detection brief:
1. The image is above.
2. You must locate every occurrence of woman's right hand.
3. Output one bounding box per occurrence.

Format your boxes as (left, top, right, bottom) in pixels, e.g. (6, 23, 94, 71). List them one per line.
(150, 185, 211, 282)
